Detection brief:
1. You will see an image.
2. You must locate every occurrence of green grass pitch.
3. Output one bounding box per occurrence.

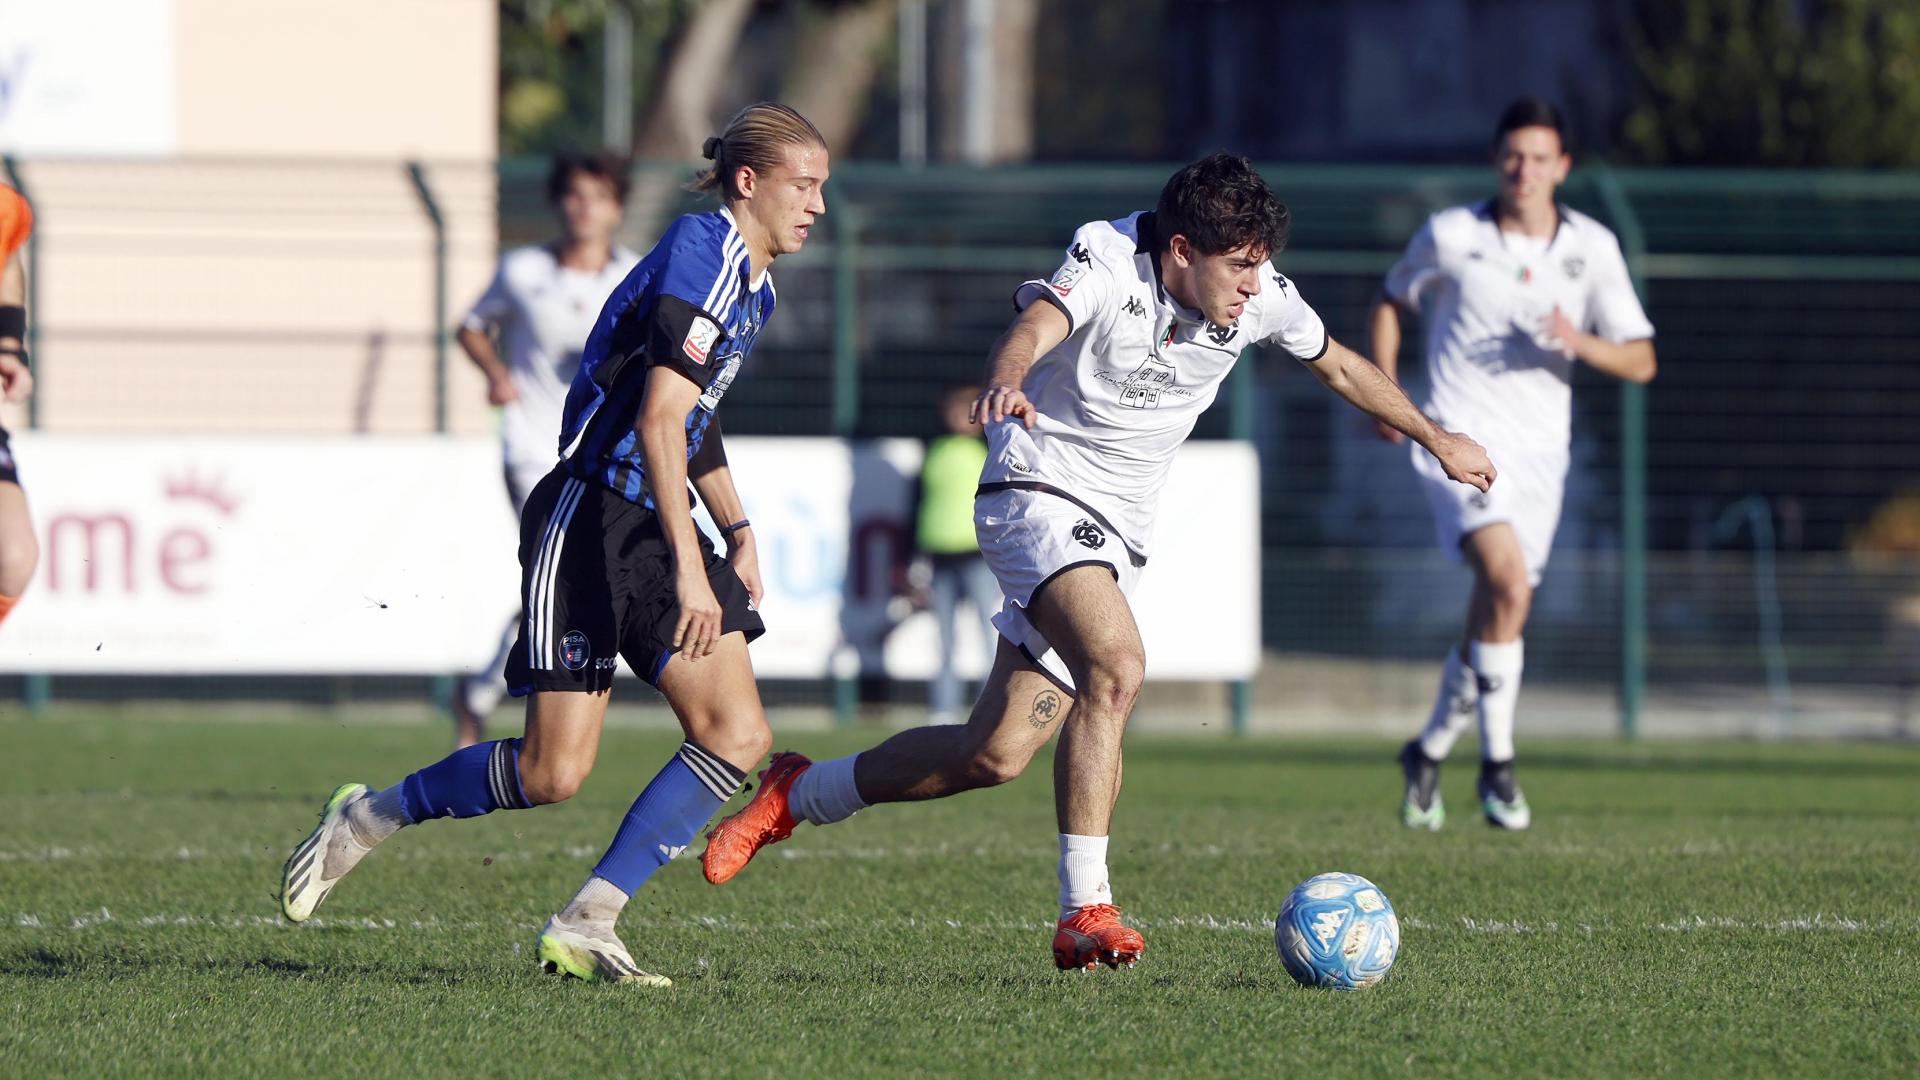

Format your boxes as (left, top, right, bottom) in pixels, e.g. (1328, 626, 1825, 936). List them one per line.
(2, 709, 1916, 1077)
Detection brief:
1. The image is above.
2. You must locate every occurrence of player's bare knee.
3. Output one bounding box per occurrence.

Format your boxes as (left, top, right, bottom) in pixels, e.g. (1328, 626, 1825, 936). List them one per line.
(519, 757, 592, 805)
(686, 708, 772, 770)
(1084, 652, 1145, 715)
(960, 744, 1029, 789)
(1489, 576, 1532, 620)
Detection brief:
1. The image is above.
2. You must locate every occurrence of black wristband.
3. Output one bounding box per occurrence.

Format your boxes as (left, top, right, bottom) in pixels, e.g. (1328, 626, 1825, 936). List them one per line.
(719, 518, 751, 538)
(0, 305, 23, 339)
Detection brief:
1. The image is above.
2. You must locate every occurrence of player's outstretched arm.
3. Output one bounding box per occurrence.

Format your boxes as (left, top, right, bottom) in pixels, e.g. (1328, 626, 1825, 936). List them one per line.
(637, 366, 725, 659)
(971, 299, 1071, 428)
(1302, 336, 1496, 492)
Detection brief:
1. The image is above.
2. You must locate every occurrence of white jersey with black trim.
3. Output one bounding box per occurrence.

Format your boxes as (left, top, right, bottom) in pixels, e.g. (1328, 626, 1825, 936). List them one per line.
(985, 211, 1327, 559)
(1383, 201, 1654, 451)
(463, 244, 641, 469)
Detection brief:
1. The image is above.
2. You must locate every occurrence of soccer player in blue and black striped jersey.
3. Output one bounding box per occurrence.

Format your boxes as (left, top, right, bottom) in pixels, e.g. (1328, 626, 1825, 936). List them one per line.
(280, 103, 829, 987)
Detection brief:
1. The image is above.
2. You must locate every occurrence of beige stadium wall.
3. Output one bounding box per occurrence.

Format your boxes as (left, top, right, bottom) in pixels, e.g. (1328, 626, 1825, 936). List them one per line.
(0, 0, 501, 437)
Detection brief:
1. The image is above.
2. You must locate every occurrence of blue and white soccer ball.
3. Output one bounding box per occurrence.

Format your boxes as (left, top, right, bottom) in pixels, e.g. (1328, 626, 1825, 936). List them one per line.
(1274, 872, 1400, 990)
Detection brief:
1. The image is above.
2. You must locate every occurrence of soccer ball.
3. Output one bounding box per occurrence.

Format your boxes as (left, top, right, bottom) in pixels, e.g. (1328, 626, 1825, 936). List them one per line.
(1274, 872, 1400, 990)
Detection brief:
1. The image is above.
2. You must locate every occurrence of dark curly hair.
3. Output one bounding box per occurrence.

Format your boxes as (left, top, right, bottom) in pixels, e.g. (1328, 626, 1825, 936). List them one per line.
(546, 150, 632, 206)
(1493, 97, 1569, 153)
(1154, 152, 1290, 258)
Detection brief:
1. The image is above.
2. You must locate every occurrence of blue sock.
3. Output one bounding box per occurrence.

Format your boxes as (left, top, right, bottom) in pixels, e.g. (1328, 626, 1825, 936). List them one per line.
(399, 738, 531, 823)
(592, 742, 746, 895)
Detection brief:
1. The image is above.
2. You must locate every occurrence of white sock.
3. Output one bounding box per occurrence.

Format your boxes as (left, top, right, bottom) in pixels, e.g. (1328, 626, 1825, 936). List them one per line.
(559, 875, 629, 929)
(346, 783, 410, 847)
(1057, 833, 1112, 918)
(1468, 638, 1524, 763)
(1417, 648, 1479, 761)
(786, 755, 868, 826)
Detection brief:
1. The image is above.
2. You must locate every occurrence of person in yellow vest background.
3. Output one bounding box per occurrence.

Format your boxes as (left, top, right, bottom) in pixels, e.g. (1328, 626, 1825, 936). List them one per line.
(912, 384, 1002, 725)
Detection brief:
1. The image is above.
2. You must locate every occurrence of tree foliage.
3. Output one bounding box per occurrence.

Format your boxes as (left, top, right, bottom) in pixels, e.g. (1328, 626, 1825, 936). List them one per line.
(1620, 0, 1920, 166)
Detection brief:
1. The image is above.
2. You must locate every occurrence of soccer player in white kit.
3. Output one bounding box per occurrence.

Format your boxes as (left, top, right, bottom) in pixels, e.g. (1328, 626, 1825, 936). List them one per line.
(1371, 99, 1657, 831)
(450, 152, 640, 747)
(703, 153, 1496, 970)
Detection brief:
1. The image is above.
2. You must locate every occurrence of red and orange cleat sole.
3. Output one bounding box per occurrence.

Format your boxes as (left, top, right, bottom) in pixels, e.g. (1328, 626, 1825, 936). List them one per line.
(700, 751, 812, 885)
(1053, 903, 1145, 971)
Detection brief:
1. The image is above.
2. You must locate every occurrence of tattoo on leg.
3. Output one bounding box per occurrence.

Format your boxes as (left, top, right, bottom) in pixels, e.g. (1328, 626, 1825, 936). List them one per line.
(1027, 690, 1062, 730)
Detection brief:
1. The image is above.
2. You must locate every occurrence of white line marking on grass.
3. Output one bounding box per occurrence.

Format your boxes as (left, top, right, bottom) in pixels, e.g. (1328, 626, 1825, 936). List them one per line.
(8, 910, 1912, 938)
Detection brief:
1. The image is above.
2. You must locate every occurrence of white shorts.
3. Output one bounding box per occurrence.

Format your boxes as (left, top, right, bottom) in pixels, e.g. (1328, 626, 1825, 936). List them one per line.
(975, 484, 1146, 693)
(1411, 438, 1567, 586)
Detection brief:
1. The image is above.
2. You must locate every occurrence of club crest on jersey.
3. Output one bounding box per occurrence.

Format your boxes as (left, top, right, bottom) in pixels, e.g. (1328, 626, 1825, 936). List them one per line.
(682, 317, 721, 365)
(1562, 255, 1586, 279)
(1205, 320, 1237, 346)
(560, 630, 591, 671)
(1071, 518, 1106, 550)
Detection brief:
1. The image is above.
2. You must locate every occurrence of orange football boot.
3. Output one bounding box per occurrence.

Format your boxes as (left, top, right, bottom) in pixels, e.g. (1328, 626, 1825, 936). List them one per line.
(1053, 903, 1145, 971)
(701, 751, 812, 884)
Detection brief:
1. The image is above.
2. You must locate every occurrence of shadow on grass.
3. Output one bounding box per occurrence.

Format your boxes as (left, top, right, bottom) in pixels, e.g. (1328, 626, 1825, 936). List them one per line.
(0, 945, 467, 986)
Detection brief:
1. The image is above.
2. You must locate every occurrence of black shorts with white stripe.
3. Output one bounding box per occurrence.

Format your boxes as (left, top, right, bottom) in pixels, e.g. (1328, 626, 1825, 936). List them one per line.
(505, 466, 765, 695)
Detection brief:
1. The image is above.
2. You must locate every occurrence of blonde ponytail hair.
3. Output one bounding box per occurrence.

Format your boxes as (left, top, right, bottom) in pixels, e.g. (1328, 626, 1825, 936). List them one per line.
(689, 102, 827, 201)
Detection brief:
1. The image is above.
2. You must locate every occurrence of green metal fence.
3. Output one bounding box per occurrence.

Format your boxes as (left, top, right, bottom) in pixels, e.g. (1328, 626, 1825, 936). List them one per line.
(8, 159, 1918, 735)
(499, 159, 1920, 735)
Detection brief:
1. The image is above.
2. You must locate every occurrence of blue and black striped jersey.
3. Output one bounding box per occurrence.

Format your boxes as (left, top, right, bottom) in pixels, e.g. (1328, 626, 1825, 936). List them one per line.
(558, 206, 775, 507)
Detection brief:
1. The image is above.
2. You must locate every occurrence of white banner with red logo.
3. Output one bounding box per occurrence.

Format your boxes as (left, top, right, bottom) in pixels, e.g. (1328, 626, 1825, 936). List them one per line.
(0, 435, 1259, 680)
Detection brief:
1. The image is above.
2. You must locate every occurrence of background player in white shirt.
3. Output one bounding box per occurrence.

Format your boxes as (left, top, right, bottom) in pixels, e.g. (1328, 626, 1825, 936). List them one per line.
(704, 154, 1495, 971)
(450, 152, 641, 747)
(1370, 98, 1657, 831)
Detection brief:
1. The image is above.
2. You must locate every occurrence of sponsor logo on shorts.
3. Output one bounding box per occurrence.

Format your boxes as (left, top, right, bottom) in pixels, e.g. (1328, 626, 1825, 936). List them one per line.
(560, 630, 591, 671)
(1468, 490, 1491, 510)
(682, 317, 721, 365)
(1071, 518, 1106, 550)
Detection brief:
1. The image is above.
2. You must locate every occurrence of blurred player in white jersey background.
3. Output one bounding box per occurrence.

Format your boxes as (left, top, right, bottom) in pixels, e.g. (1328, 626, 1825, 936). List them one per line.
(1371, 98, 1658, 831)
(450, 151, 641, 747)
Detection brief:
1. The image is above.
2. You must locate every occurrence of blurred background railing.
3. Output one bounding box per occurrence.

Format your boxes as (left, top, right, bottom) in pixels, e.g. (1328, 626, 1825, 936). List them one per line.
(5, 158, 1919, 736)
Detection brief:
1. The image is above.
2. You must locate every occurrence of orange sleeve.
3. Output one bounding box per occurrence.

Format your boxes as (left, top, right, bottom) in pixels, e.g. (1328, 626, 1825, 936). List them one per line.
(0, 186, 34, 263)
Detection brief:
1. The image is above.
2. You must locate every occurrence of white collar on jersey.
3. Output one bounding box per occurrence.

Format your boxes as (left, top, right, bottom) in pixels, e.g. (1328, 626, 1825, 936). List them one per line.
(716, 205, 771, 291)
(1131, 211, 1208, 326)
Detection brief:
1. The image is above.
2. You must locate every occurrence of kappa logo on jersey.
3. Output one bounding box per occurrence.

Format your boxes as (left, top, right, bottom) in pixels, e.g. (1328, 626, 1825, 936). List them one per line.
(1071, 518, 1106, 549)
(1123, 296, 1146, 318)
(560, 630, 591, 672)
(1562, 255, 1586, 279)
(682, 316, 721, 365)
(1205, 320, 1237, 346)
(1068, 242, 1092, 266)
(1272, 273, 1291, 296)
